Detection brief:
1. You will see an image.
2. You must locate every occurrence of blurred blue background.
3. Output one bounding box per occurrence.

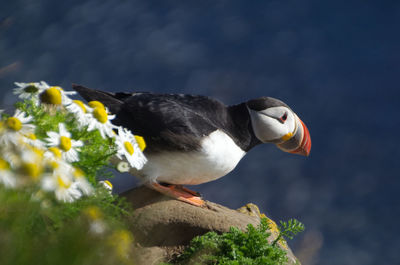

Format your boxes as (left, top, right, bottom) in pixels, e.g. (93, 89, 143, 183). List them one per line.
(1, 1, 399, 264)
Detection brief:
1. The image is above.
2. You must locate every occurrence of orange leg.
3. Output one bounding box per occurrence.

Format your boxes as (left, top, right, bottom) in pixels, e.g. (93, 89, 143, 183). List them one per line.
(148, 182, 205, 207)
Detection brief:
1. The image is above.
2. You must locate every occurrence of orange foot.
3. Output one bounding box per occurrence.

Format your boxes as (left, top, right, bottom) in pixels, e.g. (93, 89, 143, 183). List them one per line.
(148, 182, 205, 207)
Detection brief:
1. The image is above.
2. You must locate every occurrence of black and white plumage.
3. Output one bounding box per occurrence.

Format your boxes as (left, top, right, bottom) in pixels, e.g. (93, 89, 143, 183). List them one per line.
(73, 84, 311, 198)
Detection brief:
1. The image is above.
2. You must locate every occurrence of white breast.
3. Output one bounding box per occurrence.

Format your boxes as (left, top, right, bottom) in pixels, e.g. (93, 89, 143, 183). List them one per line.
(132, 130, 246, 185)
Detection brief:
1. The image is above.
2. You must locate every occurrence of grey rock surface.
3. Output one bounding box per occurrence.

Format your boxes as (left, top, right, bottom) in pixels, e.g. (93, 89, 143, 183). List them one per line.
(122, 186, 300, 264)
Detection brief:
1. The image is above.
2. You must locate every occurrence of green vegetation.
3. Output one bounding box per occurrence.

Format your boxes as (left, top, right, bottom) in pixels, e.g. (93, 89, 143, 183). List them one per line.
(15, 98, 117, 184)
(0, 82, 146, 265)
(166, 218, 304, 265)
(0, 187, 135, 265)
(273, 219, 305, 247)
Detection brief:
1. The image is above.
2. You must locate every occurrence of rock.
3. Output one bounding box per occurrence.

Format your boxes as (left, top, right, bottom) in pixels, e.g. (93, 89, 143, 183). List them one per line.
(122, 186, 300, 265)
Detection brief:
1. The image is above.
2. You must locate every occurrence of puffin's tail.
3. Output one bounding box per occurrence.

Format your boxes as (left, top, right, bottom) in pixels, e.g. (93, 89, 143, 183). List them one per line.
(72, 84, 123, 114)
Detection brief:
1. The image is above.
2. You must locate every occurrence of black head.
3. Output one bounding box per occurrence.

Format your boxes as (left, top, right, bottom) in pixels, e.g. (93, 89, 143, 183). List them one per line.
(247, 97, 290, 111)
(246, 97, 311, 156)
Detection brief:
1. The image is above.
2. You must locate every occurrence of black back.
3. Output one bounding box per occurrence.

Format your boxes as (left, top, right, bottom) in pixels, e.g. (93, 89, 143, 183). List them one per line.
(72, 84, 261, 153)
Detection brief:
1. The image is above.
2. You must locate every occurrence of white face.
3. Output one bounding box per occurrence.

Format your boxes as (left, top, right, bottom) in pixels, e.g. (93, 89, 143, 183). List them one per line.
(248, 106, 297, 143)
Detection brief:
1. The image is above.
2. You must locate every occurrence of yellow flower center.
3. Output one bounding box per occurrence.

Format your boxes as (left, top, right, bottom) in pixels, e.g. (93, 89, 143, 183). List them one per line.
(21, 162, 41, 180)
(103, 180, 113, 189)
(48, 147, 62, 158)
(6, 117, 22, 131)
(73, 100, 87, 113)
(49, 161, 59, 169)
(93, 107, 108, 123)
(57, 176, 71, 189)
(24, 84, 39, 93)
(40, 87, 62, 105)
(26, 133, 37, 140)
(88, 101, 105, 109)
(59, 136, 72, 151)
(123, 141, 134, 155)
(134, 135, 146, 151)
(84, 206, 102, 220)
(32, 147, 44, 158)
(0, 158, 9, 170)
(74, 167, 85, 178)
(109, 230, 133, 258)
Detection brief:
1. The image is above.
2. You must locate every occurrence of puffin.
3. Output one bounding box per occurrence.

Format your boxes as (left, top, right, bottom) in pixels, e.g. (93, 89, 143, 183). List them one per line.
(73, 84, 311, 206)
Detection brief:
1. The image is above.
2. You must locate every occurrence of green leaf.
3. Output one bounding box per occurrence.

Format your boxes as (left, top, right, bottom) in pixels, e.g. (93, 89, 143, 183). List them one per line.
(171, 217, 296, 265)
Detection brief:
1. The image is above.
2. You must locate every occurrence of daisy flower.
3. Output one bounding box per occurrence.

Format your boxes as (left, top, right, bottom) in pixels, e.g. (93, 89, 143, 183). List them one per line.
(22, 133, 45, 148)
(88, 100, 105, 109)
(109, 230, 133, 259)
(0, 109, 35, 146)
(116, 161, 130, 172)
(18, 145, 46, 184)
(115, 127, 147, 170)
(45, 123, 83, 162)
(39, 86, 76, 106)
(99, 180, 113, 192)
(44, 146, 63, 161)
(134, 135, 146, 152)
(0, 142, 21, 168)
(41, 161, 82, 203)
(0, 157, 17, 188)
(13, 81, 48, 101)
(65, 99, 92, 127)
(73, 167, 93, 196)
(84, 206, 106, 234)
(87, 102, 116, 138)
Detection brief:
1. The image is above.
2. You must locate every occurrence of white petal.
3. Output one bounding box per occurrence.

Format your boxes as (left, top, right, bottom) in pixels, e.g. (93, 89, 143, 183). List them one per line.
(58, 123, 71, 137)
(41, 176, 56, 191)
(72, 140, 83, 148)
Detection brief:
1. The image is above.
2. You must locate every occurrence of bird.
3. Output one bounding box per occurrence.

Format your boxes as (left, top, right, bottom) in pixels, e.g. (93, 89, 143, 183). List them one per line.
(72, 84, 311, 207)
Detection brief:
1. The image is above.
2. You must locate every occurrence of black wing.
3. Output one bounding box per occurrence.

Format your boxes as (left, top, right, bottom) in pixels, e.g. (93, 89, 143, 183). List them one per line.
(72, 84, 231, 153)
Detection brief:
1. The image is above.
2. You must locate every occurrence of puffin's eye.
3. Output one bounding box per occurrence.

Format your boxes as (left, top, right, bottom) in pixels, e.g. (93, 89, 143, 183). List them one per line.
(279, 113, 288, 123)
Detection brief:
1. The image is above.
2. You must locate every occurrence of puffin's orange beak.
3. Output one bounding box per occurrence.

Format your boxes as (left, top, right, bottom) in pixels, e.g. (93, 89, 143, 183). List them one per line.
(290, 118, 311, 156)
(276, 116, 311, 156)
